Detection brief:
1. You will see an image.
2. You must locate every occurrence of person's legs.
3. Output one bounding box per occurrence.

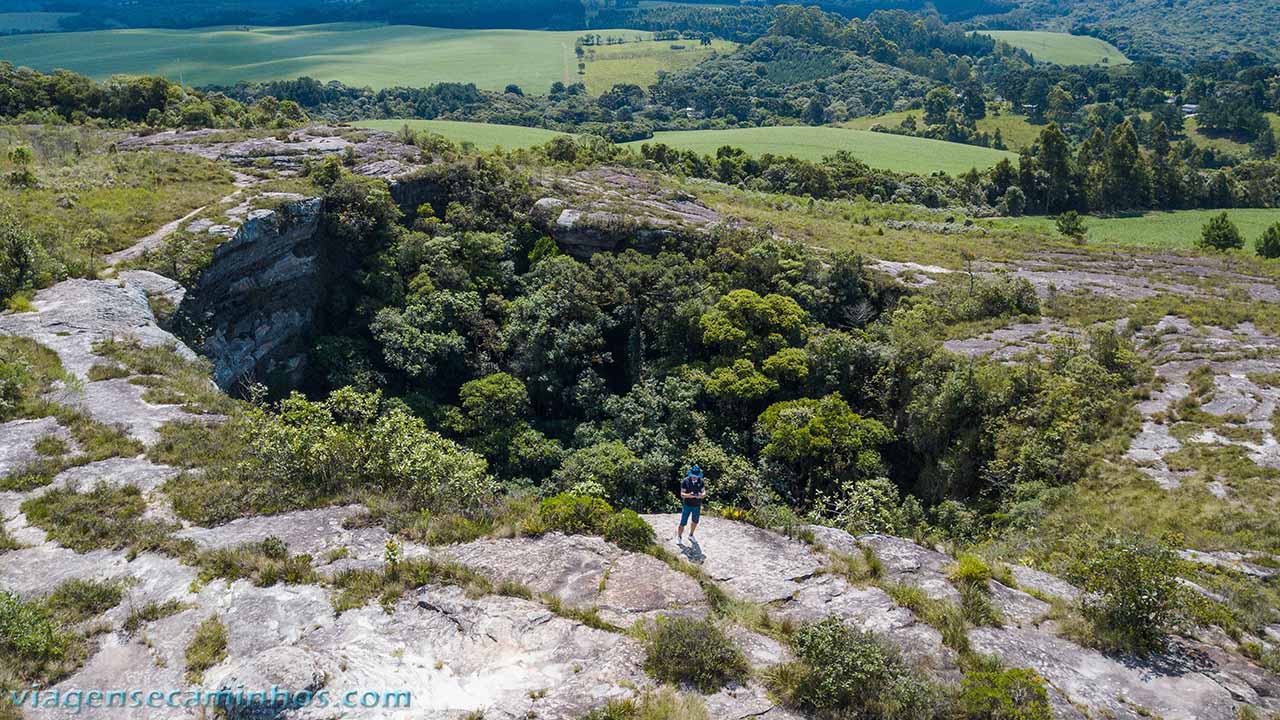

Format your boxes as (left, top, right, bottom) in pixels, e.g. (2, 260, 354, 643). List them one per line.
(678, 504, 692, 541)
(688, 505, 701, 539)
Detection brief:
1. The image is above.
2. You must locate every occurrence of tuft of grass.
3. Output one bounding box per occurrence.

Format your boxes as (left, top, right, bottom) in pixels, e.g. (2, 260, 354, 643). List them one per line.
(576, 686, 709, 720)
(192, 537, 319, 588)
(20, 483, 185, 557)
(93, 338, 231, 415)
(184, 615, 227, 685)
(329, 557, 494, 614)
(45, 579, 123, 625)
(540, 593, 621, 633)
(1, 405, 143, 492)
(0, 336, 71, 422)
(31, 434, 68, 457)
(123, 599, 189, 635)
(881, 582, 972, 654)
(86, 363, 130, 381)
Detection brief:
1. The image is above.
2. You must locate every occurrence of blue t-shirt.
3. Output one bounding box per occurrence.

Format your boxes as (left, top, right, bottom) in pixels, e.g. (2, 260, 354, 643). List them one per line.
(681, 476, 705, 506)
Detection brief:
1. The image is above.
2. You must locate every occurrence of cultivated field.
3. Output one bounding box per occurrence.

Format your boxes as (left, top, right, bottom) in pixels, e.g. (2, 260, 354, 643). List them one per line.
(976, 30, 1131, 66)
(579, 37, 735, 94)
(352, 119, 572, 150)
(1005, 209, 1280, 250)
(0, 23, 717, 93)
(626, 126, 1018, 175)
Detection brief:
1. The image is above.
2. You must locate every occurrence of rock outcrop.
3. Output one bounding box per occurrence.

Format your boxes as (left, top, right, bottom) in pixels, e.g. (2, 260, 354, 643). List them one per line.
(531, 168, 726, 259)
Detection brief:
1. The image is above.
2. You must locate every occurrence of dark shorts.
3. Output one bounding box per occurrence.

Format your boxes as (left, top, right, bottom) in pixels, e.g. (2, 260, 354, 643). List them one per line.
(680, 503, 701, 526)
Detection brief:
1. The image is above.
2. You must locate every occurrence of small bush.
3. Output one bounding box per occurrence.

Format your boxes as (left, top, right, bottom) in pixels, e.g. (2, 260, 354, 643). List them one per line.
(959, 664, 1052, 720)
(642, 616, 749, 693)
(1074, 532, 1187, 655)
(184, 615, 227, 684)
(1256, 223, 1280, 259)
(1198, 212, 1243, 252)
(539, 494, 614, 536)
(604, 510, 655, 552)
(330, 557, 493, 614)
(769, 616, 942, 719)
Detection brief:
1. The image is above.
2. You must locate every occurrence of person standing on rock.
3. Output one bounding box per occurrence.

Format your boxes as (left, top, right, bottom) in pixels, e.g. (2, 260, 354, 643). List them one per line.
(677, 465, 706, 544)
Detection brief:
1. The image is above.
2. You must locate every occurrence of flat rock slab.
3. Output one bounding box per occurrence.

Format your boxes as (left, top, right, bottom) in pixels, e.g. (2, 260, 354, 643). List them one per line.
(444, 534, 706, 624)
(48, 456, 179, 494)
(175, 505, 387, 568)
(0, 543, 132, 597)
(0, 279, 194, 379)
(970, 626, 1241, 720)
(641, 514, 823, 603)
(596, 550, 706, 624)
(705, 683, 804, 720)
(283, 584, 646, 719)
(73, 377, 199, 446)
(0, 416, 68, 477)
(446, 534, 617, 607)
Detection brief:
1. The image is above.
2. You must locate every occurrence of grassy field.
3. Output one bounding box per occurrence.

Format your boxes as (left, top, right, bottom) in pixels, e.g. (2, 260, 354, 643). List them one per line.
(1005, 209, 1280, 250)
(975, 30, 1130, 66)
(0, 12, 74, 32)
(579, 38, 735, 94)
(0, 23, 719, 93)
(842, 106, 1043, 151)
(626, 126, 1018, 175)
(352, 119, 572, 150)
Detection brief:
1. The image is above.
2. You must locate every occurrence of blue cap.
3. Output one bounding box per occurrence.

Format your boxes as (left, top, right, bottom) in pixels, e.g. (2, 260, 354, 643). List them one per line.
(688, 465, 703, 478)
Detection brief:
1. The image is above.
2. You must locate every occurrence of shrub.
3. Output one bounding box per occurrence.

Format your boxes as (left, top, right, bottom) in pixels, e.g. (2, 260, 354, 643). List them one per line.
(0, 211, 53, 304)
(539, 494, 614, 536)
(1055, 211, 1087, 243)
(1256, 223, 1280, 259)
(959, 664, 1052, 720)
(770, 616, 941, 719)
(184, 615, 227, 684)
(604, 510, 655, 552)
(1197, 212, 1243, 252)
(642, 617, 749, 693)
(0, 590, 68, 668)
(1075, 532, 1186, 655)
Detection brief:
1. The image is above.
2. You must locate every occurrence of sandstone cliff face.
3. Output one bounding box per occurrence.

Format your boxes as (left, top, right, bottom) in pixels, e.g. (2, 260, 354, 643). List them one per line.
(175, 198, 324, 393)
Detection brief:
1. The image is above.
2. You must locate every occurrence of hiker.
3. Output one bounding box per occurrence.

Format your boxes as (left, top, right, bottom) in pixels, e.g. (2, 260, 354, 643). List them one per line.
(677, 464, 706, 544)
